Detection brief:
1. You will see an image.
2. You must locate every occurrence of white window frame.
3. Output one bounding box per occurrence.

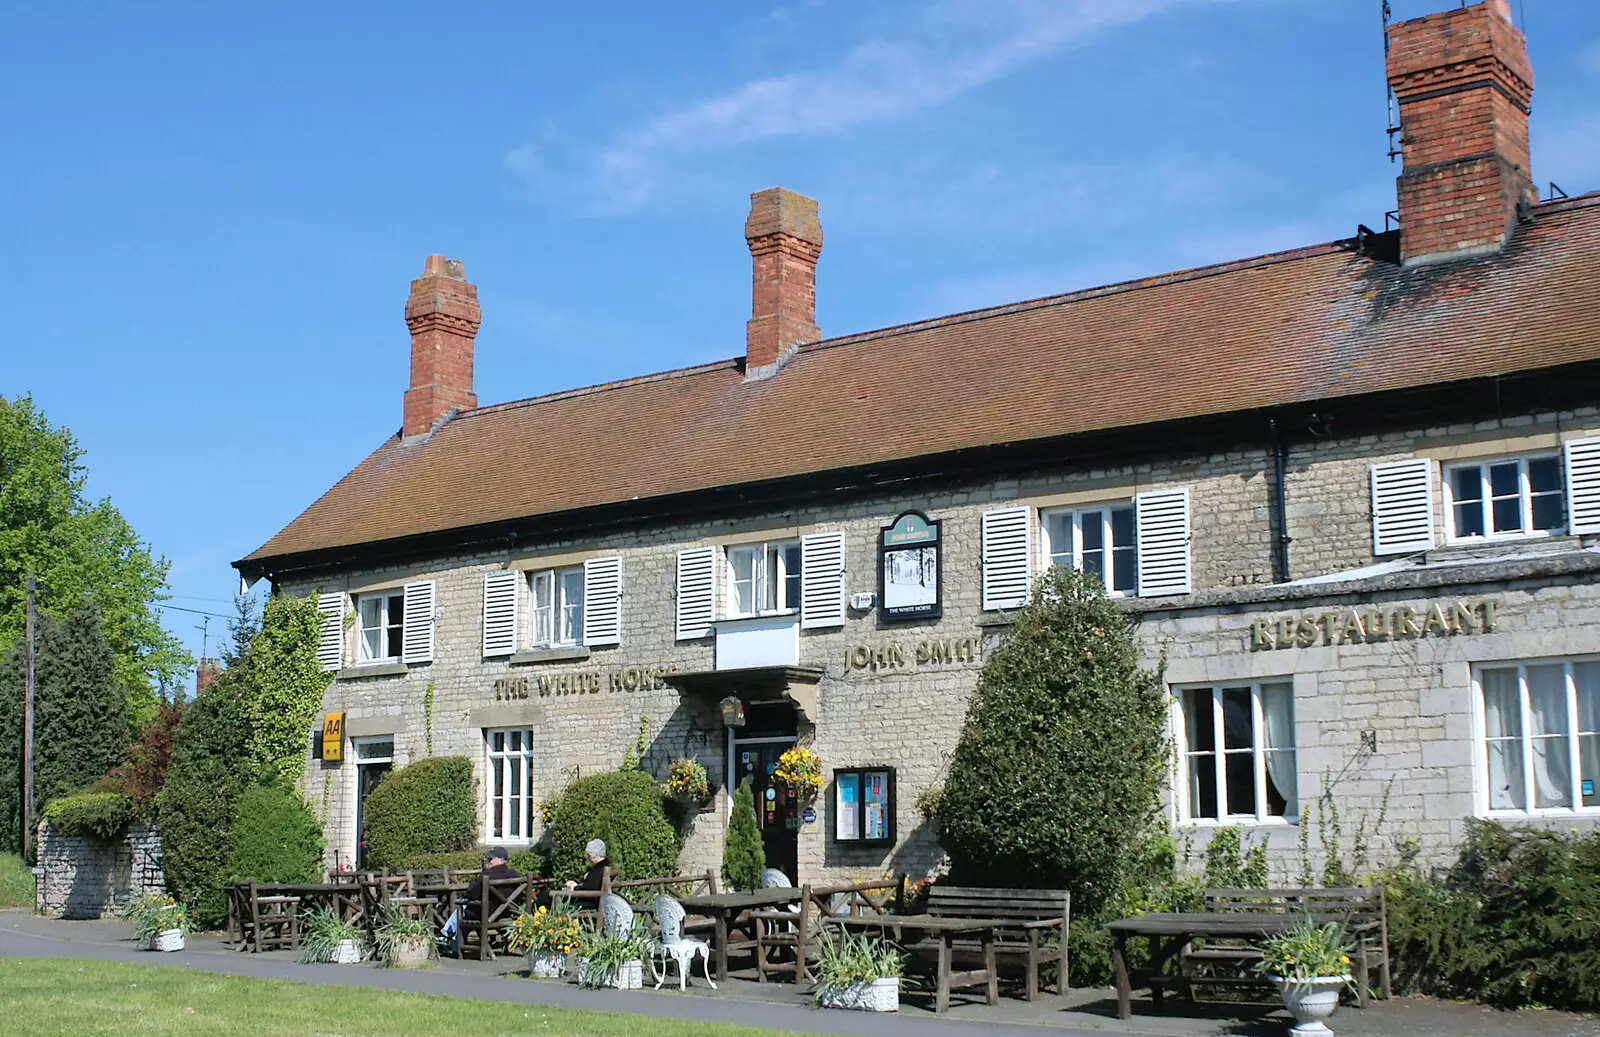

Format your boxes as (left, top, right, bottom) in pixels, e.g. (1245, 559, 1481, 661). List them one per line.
(354, 590, 406, 664)
(1041, 502, 1138, 596)
(1474, 657, 1600, 817)
(1442, 453, 1566, 543)
(725, 541, 802, 619)
(485, 727, 535, 844)
(1173, 681, 1298, 826)
(529, 567, 584, 648)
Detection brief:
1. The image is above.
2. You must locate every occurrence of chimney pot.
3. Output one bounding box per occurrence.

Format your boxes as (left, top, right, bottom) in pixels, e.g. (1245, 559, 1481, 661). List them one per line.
(402, 254, 480, 437)
(744, 187, 822, 378)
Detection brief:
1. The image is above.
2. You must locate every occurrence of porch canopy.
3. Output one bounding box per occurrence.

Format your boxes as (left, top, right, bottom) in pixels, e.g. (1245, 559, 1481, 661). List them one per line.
(663, 666, 824, 729)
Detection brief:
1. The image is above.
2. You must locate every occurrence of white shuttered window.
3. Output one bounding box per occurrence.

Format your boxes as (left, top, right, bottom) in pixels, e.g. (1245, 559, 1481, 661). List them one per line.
(1135, 488, 1192, 597)
(1370, 458, 1436, 555)
(401, 580, 436, 664)
(481, 571, 520, 658)
(981, 507, 1032, 611)
(800, 531, 846, 629)
(316, 591, 344, 672)
(1565, 437, 1600, 536)
(583, 556, 623, 646)
(676, 547, 717, 640)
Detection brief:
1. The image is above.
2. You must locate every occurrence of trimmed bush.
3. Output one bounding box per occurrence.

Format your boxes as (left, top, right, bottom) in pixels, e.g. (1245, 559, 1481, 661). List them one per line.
(543, 769, 680, 883)
(722, 778, 764, 892)
(225, 783, 325, 884)
(43, 792, 133, 841)
(934, 567, 1167, 914)
(360, 756, 477, 871)
(401, 848, 544, 875)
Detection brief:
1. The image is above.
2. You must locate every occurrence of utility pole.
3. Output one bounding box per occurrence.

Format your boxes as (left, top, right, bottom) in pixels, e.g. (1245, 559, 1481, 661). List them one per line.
(22, 574, 36, 860)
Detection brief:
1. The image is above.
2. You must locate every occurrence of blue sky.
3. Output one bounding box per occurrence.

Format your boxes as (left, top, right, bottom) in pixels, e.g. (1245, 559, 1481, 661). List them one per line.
(6, 1, 1599, 691)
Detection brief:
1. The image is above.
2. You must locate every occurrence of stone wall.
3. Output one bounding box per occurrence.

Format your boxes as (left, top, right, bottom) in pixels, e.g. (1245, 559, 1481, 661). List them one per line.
(34, 821, 166, 919)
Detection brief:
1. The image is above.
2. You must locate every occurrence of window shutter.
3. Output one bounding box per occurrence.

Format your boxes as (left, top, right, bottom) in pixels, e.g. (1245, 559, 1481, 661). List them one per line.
(401, 579, 436, 664)
(583, 556, 623, 647)
(1136, 488, 1192, 597)
(1565, 437, 1600, 536)
(675, 547, 717, 640)
(316, 591, 343, 672)
(981, 507, 1032, 611)
(1370, 458, 1435, 555)
(800, 530, 846, 629)
(481, 571, 519, 658)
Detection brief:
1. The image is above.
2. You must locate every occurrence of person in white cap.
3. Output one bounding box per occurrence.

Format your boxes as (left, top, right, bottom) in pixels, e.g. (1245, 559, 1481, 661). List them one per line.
(566, 838, 609, 892)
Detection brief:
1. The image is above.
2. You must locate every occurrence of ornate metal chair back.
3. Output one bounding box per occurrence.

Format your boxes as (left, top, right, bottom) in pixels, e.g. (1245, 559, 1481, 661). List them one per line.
(760, 868, 792, 889)
(655, 895, 686, 946)
(600, 892, 633, 934)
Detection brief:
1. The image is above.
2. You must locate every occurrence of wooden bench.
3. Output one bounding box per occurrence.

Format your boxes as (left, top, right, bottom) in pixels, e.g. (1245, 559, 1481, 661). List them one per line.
(1183, 888, 1391, 1006)
(922, 886, 1071, 1000)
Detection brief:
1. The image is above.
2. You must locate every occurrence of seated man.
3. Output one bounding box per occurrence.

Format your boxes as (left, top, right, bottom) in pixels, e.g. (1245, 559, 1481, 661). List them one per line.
(441, 846, 518, 954)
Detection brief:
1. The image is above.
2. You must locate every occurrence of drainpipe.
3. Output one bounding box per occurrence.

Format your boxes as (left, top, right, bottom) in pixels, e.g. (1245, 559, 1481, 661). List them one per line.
(1269, 418, 1291, 584)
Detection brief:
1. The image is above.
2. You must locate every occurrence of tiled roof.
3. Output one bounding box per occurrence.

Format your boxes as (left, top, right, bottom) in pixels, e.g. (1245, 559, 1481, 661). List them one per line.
(240, 196, 1600, 568)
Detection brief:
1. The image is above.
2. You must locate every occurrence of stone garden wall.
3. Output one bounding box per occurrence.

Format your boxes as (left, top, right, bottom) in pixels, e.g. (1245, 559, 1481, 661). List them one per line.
(33, 821, 166, 919)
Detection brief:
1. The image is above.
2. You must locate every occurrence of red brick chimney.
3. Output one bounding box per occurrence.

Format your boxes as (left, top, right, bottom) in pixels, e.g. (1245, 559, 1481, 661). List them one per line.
(744, 188, 822, 378)
(194, 657, 221, 697)
(402, 255, 480, 437)
(1386, 0, 1535, 266)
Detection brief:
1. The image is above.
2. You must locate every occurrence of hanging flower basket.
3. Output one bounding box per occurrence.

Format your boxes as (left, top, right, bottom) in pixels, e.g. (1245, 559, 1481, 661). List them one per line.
(773, 747, 824, 800)
(666, 758, 713, 807)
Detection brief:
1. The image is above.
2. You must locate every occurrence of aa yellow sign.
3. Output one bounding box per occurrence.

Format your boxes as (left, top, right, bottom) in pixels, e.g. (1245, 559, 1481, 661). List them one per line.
(321, 712, 345, 762)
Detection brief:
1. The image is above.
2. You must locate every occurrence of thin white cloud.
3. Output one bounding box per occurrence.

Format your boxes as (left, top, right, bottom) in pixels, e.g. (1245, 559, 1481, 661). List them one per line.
(515, 0, 1201, 212)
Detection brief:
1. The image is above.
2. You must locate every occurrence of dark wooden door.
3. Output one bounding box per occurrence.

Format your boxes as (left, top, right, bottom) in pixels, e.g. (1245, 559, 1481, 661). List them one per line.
(734, 740, 799, 884)
(355, 761, 391, 869)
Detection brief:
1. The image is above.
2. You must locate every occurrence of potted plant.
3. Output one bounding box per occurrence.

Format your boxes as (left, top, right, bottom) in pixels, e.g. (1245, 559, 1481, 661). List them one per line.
(508, 903, 582, 978)
(298, 905, 366, 965)
(575, 920, 653, 990)
(666, 758, 713, 807)
(374, 907, 435, 969)
(1253, 918, 1356, 1035)
(773, 747, 824, 801)
(813, 928, 904, 1012)
(125, 894, 189, 952)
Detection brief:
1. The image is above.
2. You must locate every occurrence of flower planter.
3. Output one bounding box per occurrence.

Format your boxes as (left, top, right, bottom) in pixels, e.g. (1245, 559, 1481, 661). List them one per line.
(332, 938, 363, 965)
(135, 932, 154, 951)
(577, 958, 645, 990)
(1269, 975, 1350, 1035)
(817, 978, 899, 1012)
(388, 935, 432, 969)
(154, 929, 185, 953)
(525, 949, 566, 978)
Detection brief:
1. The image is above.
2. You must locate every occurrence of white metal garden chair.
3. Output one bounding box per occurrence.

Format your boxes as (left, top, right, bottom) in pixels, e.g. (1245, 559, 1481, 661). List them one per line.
(652, 895, 716, 990)
(599, 892, 633, 934)
(760, 868, 792, 888)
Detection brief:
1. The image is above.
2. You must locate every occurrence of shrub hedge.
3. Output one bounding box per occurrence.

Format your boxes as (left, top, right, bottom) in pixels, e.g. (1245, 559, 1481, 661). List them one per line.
(360, 756, 477, 871)
(400, 848, 544, 875)
(542, 769, 680, 883)
(225, 783, 325, 885)
(42, 792, 133, 841)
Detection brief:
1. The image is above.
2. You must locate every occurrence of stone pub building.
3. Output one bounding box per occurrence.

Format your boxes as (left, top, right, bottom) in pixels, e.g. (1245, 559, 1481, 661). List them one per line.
(238, 0, 1600, 882)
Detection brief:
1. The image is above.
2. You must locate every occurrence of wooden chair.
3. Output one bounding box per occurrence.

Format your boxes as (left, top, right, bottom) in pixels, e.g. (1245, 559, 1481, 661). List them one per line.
(922, 886, 1071, 1000)
(1187, 887, 1391, 1006)
(459, 874, 547, 961)
(243, 880, 301, 953)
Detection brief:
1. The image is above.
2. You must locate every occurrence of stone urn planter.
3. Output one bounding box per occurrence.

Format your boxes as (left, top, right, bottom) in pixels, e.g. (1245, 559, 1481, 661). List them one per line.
(388, 935, 432, 969)
(577, 958, 644, 990)
(817, 978, 899, 1012)
(153, 929, 185, 953)
(332, 938, 363, 965)
(525, 949, 566, 978)
(1269, 975, 1350, 1035)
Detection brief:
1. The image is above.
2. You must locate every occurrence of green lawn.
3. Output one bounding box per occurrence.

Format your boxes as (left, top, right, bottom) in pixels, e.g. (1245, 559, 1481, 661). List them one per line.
(0, 853, 34, 907)
(0, 958, 802, 1036)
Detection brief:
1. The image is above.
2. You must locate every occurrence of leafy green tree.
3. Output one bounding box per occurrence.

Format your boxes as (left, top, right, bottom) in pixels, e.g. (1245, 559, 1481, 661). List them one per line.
(721, 778, 764, 893)
(0, 395, 189, 726)
(934, 567, 1168, 913)
(226, 782, 325, 884)
(0, 606, 129, 853)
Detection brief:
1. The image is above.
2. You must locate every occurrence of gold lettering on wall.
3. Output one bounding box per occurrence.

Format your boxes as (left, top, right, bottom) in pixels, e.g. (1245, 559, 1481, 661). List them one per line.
(1250, 600, 1497, 651)
(845, 638, 978, 674)
(494, 664, 679, 701)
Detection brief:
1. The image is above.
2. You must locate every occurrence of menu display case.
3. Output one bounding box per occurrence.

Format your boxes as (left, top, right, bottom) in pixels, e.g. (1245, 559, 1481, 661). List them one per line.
(832, 766, 896, 846)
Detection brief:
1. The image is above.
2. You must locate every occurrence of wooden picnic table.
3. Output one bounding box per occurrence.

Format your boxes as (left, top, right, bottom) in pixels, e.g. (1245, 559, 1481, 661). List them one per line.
(825, 915, 999, 1014)
(415, 882, 471, 927)
(228, 882, 367, 945)
(679, 888, 805, 981)
(1104, 912, 1304, 1020)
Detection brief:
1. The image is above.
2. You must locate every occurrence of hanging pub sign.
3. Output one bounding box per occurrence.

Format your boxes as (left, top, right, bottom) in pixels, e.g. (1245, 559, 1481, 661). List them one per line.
(320, 712, 345, 763)
(879, 511, 942, 622)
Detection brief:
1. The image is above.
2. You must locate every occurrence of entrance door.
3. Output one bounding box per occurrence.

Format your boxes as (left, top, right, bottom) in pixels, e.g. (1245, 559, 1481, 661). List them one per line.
(352, 737, 394, 869)
(730, 736, 800, 884)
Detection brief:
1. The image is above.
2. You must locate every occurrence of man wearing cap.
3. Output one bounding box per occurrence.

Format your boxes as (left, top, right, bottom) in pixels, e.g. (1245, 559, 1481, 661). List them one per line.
(441, 847, 519, 954)
(565, 839, 609, 892)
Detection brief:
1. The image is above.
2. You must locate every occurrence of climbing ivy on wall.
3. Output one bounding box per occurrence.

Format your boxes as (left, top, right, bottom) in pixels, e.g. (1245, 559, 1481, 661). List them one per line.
(241, 595, 333, 784)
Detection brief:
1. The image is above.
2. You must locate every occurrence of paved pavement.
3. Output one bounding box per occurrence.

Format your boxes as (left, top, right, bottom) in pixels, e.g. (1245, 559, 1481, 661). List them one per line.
(3, 910, 1596, 1036)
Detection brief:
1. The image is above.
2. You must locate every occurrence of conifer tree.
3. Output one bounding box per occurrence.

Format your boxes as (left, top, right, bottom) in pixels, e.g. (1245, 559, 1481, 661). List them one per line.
(934, 567, 1168, 913)
(721, 778, 765, 892)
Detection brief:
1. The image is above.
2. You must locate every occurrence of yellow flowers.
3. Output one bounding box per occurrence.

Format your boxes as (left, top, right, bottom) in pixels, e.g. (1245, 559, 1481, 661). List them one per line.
(773, 747, 824, 797)
(508, 904, 583, 954)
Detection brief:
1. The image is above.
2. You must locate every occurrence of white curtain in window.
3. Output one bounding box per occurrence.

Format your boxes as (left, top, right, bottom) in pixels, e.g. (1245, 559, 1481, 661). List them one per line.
(1261, 683, 1297, 816)
(1482, 668, 1523, 810)
(1527, 665, 1571, 808)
